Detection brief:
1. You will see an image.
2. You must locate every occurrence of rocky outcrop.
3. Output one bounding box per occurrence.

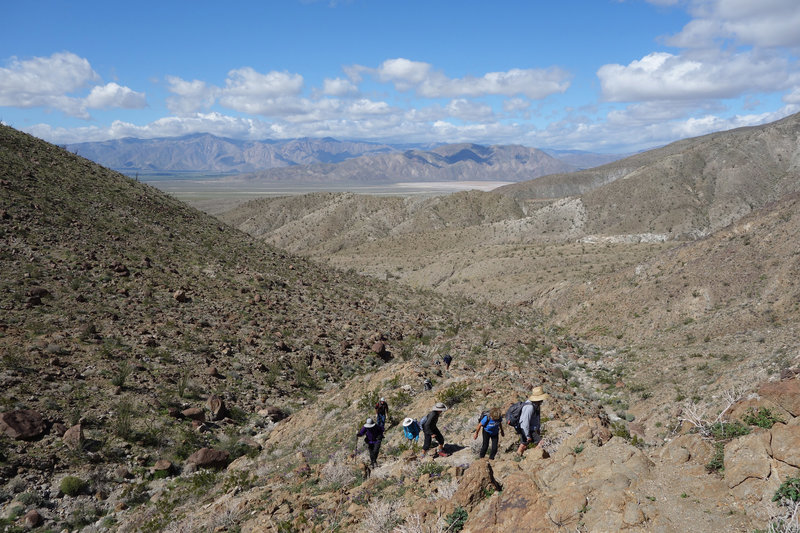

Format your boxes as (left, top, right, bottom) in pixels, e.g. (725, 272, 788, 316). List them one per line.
(0, 410, 46, 440)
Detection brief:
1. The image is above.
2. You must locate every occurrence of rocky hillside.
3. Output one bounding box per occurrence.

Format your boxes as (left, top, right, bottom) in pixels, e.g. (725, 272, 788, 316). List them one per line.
(2, 125, 800, 532)
(235, 143, 575, 185)
(497, 111, 800, 240)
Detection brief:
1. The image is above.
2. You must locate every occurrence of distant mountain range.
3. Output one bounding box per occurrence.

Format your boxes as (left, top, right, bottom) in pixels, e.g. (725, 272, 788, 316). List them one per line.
(66, 134, 623, 183)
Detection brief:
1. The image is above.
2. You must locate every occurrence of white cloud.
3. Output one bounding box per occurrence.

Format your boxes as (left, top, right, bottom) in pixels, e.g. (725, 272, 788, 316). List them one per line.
(369, 58, 571, 99)
(322, 77, 358, 96)
(0, 52, 145, 119)
(598, 50, 791, 102)
(85, 82, 146, 109)
(445, 99, 494, 122)
(165, 76, 218, 115)
(668, 0, 800, 48)
(503, 97, 531, 113)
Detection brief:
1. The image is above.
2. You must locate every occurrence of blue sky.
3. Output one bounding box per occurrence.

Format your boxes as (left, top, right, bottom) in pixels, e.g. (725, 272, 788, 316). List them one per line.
(1, 0, 799, 153)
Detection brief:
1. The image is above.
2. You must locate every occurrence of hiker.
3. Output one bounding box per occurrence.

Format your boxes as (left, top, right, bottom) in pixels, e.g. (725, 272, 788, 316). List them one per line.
(514, 386, 548, 456)
(356, 417, 384, 468)
(473, 407, 504, 460)
(423, 377, 432, 391)
(374, 397, 389, 428)
(443, 354, 453, 370)
(421, 402, 448, 457)
(402, 417, 420, 444)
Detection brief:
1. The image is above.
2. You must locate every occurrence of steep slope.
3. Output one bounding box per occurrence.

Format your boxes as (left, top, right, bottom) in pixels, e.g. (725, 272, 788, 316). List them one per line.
(236, 143, 575, 184)
(497, 111, 800, 240)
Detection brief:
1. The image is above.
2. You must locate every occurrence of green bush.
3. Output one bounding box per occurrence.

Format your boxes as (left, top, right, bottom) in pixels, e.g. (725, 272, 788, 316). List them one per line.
(709, 421, 750, 440)
(706, 442, 725, 473)
(742, 407, 783, 429)
(773, 477, 800, 503)
(417, 462, 445, 477)
(436, 382, 472, 406)
(60, 475, 86, 496)
(445, 507, 468, 532)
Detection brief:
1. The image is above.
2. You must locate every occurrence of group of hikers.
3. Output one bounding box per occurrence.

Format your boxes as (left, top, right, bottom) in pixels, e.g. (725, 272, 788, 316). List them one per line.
(356, 386, 549, 468)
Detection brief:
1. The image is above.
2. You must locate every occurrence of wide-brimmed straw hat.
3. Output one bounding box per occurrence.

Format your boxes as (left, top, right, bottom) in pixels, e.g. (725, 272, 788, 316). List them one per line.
(364, 417, 376, 428)
(432, 402, 448, 412)
(402, 417, 414, 427)
(529, 386, 549, 402)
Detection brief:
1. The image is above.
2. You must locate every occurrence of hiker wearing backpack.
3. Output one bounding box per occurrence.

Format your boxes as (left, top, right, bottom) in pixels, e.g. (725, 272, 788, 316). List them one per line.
(473, 407, 505, 460)
(356, 417, 384, 468)
(374, 397, 389, 428)
(421, 402, 448, 457)
(442, 354, 453, 371)
(508, 386, 548, 456)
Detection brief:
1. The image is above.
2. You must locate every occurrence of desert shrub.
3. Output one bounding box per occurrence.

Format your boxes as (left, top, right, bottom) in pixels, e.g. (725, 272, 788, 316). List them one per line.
(445, 507, 468, 532)
(774, 478, 800, 503)
(436, 382, 472, 406)
(390, 389, 413, 409)
(709, 421, 750, 440)
(111, 360, 132, 388)
(360, 500, 402, 532)
(743, 407, 784, 429)
(60, 475, 86, 496)
(321, 450, 356, 488)
(417, 462, 445, 477)
(112, 399, 136, 440)
(357, 388, 381, 415)
(706, 442, 725, 473)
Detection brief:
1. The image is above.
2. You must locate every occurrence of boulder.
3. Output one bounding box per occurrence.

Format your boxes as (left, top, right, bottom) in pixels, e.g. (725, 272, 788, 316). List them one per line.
(23, 509, 42, 528)
(724, 431, 772, 489)
(770, 423, 800, 468)
(186, 448, 230, 469)
(181, 407, 205, 421)
(464, 471, 550, 533)
(206, 395, 228, 421)
(0, 410, 46, 440)
(62, 422, 84, 450)
(451, 458, 502, 512)
(758, 379, 800, 417)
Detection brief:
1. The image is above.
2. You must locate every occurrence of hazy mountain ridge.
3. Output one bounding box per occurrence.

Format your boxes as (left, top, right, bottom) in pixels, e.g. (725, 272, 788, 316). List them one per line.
(66, 134, 400, 173)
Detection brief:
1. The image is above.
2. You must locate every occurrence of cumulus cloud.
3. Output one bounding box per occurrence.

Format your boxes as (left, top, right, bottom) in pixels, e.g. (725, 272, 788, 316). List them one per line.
(0, 52, 144, 119)
(369, 58, 571, 99)
(598, 50, 791, 102)
(165, 76, 219, 115)
(85, 82, 146, 109)
(322, 77, 358, 96)
(445, 99, 494, 122)
(668, 0, 800, 48)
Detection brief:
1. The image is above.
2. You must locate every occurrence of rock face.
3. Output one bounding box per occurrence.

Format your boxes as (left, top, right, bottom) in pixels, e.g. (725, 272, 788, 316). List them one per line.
(0, 409, 46, 440)
(62, 422, 84, 450)
(759, 379, 800, 417)
(451, 458, 502, 512)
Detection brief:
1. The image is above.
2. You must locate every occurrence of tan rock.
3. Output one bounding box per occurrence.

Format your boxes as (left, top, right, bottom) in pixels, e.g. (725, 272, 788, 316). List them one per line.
(758, 379, 800, 417)
(452, 458, 502, 512)
(463, 471, 551, 533)
(724, 431, 772, 489)
(62, 422, 84, 450)
(546, 488, 586, 527)
(0, 409, 46, 440)
(770, 423, 800, 468)
(186, 447, 230, 469)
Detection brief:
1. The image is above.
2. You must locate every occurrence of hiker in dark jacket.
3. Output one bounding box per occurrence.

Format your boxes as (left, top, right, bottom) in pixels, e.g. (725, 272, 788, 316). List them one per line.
(442, 354, 452, 370)
(374, 397, 389, 428)
(357, 417, 384, 468)
(421, 402, 448, 457)
(516, 386, 548, 456)
(473, 407, 505, 459)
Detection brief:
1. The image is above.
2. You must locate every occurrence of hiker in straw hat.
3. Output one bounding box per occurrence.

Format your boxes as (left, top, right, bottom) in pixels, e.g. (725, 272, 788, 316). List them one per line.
(517, 386, 548, 456)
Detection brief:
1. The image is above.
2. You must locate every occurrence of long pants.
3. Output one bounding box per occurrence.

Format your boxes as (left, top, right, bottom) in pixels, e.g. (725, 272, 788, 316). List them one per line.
(367, 440, 381, 466)
(422, 428, 444, 451)
(479, 430, 499, 459)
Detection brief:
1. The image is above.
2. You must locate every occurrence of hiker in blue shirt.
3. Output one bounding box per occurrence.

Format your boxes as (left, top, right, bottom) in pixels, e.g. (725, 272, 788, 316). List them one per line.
(356, 417, 384, 468)
(473, 407, 505, 460)
(402, 417, 420, 443)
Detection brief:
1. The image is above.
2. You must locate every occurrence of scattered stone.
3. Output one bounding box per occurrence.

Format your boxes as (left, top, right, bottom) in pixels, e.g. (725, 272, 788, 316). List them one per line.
(0, 409, 46, 440)
(206, 395, 228, 421)
(152, 459, 173, 474)
(173, 289, 188, 302)
(23, 509, 42, 528)
(259, 406, 285, 422)
(186, 447, 230, 469)
(206, 366, 221, 378)
(62, 423, 84, 451)
(181, 407, 205, 421)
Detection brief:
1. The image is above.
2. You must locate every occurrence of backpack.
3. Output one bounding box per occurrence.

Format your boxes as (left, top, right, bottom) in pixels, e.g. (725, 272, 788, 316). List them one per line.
(506, 402, 525, 427)
(419, 413, 429, 428)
